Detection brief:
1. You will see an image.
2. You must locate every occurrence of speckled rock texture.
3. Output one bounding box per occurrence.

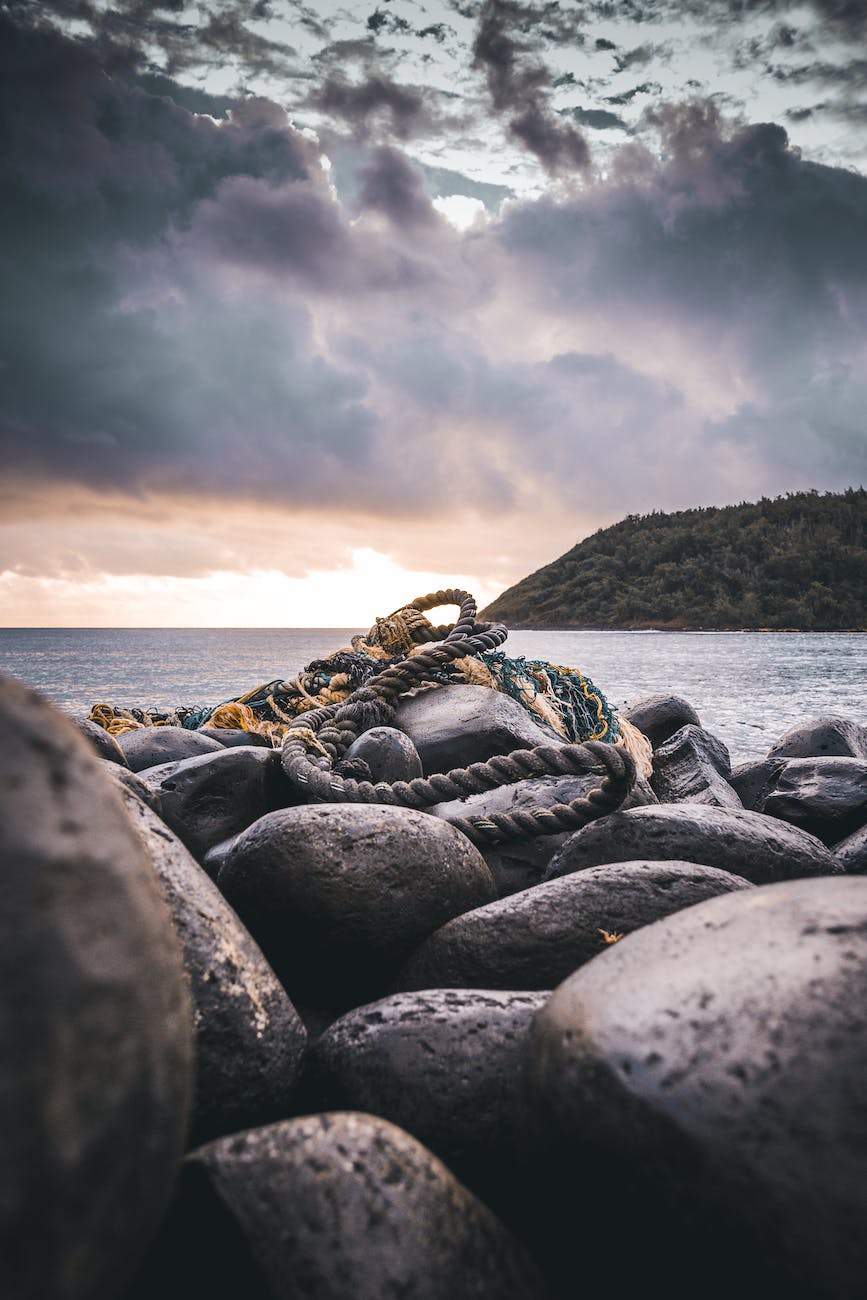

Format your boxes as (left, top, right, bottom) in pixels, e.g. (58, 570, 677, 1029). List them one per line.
(115, 784, 307, 1145)
(621, 693, 701, 747)
(397, 860, 752, 992)
(522, 875, 867, 1300)
(832, 822, 867, 873)
(128, 1113, 546, 1300)
(543, 802, 841, 884)
(650, 724, 742, 808)
(218, 803, 497, 1011)
(0, 676, 194, 1300)
(760, 756, 867, 843)
(765, 714, 867, 760)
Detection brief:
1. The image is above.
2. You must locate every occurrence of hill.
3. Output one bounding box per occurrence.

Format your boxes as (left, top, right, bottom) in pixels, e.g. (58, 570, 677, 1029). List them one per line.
(480, 489, 867, 631)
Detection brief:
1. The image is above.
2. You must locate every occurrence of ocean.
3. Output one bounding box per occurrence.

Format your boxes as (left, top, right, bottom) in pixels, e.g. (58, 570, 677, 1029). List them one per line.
(1, 627, 864, 765)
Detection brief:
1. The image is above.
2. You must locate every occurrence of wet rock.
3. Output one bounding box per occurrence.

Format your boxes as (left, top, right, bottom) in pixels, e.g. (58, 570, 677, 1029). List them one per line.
(219, 804, 497, 1010)
(136, 746, 293, 861)
(766, 714, 867, 760)
(397, 861, 752, 993)
(72, 715, 130, 765)
(621, 693, 701, 748)
(202, 727, 270, 749)
(543, 803, 840, 885)
(115, 785, 307, 1146)
(833, 823, 867, 874)
(116, 724, 224, 771)
(522, 876, 867, 1300)
(130, 1113, 544, 1300)
(341, 724, 423, 782)
(430, 770, 657, 893)
(395, 683, 561, 775)
(300, 990, 548, 1207)
(0, 676, 193, 1300)
(728, 756, 788, 811)
(650, 724, 742, 808)
(761, 756, 867, 844)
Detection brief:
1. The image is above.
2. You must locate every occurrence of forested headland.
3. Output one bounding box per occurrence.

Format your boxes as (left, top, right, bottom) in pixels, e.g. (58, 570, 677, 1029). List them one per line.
(481, 489, 867, 630)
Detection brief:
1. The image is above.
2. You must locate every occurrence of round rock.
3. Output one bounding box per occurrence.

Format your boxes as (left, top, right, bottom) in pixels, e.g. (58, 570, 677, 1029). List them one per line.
(131, 1113, 545, 1299)
(543, 803, 841, 884)
(72, 715, 130, 765)
(766, 714, 867, 760)
(116, 724, 224, 772)
(218, 804, 497, 1010)
(621, 693, 701, 747)
(833, 822, 867, 874)
(341, 725, 423, 782)
(761, 756, 867, 844)
(0, 676, 194, 1300)
(523, 876, 867, 1300)
(397, 860, 752, 992)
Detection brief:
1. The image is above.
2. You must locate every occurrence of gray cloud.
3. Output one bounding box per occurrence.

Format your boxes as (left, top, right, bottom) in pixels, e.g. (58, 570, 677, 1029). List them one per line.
(565, 106, 631, 131)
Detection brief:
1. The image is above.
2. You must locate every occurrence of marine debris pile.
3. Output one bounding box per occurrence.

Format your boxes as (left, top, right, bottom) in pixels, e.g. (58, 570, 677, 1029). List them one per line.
(3, 590, 867, 1300)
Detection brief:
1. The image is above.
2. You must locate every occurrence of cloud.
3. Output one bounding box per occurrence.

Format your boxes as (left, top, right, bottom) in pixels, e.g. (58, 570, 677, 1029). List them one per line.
(565, 106, 631, 131)
(306, 71, 443, 140)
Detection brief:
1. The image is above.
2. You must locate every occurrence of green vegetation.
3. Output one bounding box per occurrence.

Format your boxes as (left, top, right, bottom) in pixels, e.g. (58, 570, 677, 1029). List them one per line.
(481, 489, 867, 630)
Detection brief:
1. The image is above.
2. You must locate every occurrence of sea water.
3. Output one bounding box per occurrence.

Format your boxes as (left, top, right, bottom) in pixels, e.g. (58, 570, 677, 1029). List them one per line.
(0, 627, 864, 764)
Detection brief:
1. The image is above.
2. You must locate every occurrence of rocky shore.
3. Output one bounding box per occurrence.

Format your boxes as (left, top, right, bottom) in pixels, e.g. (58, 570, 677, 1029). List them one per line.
(3, 674, 867, 1299)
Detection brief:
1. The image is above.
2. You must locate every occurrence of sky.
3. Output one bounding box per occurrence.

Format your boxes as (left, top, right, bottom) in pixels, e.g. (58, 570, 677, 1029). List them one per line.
(1, 0, 865, 626)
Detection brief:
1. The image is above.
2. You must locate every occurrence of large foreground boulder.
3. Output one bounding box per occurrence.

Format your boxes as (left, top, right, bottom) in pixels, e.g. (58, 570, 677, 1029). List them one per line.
(523, 876, 867, 1300)
(0, 677, 194, 1300)
(129, 1113, 545, 1299)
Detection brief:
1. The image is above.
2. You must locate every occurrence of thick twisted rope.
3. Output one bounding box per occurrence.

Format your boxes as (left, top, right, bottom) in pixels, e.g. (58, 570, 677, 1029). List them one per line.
(280, 589, 636, 846)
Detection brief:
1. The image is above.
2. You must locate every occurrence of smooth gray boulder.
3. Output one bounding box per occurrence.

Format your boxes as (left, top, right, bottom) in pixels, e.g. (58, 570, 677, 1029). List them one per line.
(341, 724, 423, 782)
(650, 724, 742, 808)
(72, 715, 130, 765)
(728, 756, 788, 810)
(395, 683, 561, 775)
(397, 861, 752, 992)
(116, 724, 224, 771)
(833, 822, 867, 874)
(129, 1114, 545, 1300)
(300, 990, 548, 1207)
(522, 876, 867, 1300)
(136, 745, 293, 861)
(543, 803, 841, 884)
(115, 785, 307, 1145)
(621, 693, 701, 747)
(201, 726, 270, 748)
(766, 714, 867, 760)
(761, 756, 867, 843)
(0, 676, 194, 1300)
(218, 804, 497, 1011)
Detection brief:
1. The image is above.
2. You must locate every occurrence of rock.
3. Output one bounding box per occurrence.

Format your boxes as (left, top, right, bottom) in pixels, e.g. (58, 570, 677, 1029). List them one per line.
(395, 683, 561, 775)
(116, 724, 225, 771)
(341, 725, 423, 782)
(136, 746, 294, 861)
(299, 990, 548, 1209)
(650, 724, 742, 808)
(129, 1113, 545, 1300)
(833, 823, 867, 874)
(621, 693, 701, 747)
(201, 833, 241, 881)
(115, 785, 307, 1145)
(543, 803, 841, 885)
(397, 861, 752, 992)
(766, 714, 867, 760)
(728, 756, 788, 810)
(522, 876, 867, 1300)
(219, 804, 497, 1010)
(72, 715, 130, 765)
(429, 770, 658, 891)
(0, 676, 194, 1300)
(761, 756, 867, 844)
(201, 727, 270, 748)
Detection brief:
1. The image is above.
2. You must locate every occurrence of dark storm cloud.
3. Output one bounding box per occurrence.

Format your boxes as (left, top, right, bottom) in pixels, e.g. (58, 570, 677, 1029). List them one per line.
(606, 81, 660, 105)
(472, 0, 591, 174)
(354, 146, 441, 226)
(306, 72, 441, 139)
(565, 106, 630, 131)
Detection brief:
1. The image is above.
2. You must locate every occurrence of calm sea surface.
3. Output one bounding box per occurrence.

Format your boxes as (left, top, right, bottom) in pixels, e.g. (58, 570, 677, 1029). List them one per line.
(1, 627, 864, 764)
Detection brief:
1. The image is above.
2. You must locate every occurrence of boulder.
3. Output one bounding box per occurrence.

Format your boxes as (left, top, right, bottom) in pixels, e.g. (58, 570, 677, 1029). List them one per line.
(833, 822, 867, 874)
(341, 725, 423, 782)
(522, 876, 867, 1300)
(129, 1114, 545, 1300)
(543, 803, 841, 885)
(300, 989, 548, 1208)
(761, 756, 867, 844)
(395, 683, 561, 775)
(650, 724, 742, 808)
(728, 756, 788, 811)
(136, 746, 294, 861)
(0, 676, 193, 1300)
(115, 785, 307, 1145)
(218, 804, 497, 1011)
(72, 715, 130, 765)
(201, 727, 270, 748)
(621, 693, 701, 747)
(766, 714, 867, 760)
(397, 861, 752, 992)
(116, 724, 224, 771)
